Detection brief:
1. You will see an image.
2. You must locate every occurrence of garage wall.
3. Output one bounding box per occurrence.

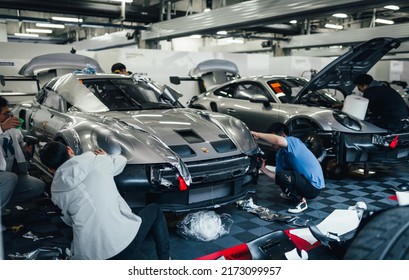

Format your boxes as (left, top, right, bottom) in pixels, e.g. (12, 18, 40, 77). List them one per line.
(82, 46, 339, 104)
(0, 42, 71, 75)
(1, 41, 407, 106)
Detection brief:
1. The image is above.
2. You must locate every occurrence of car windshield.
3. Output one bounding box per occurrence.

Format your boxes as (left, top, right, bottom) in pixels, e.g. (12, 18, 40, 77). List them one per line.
(267, 78, 341, 107)
(82, 78, 182, 111)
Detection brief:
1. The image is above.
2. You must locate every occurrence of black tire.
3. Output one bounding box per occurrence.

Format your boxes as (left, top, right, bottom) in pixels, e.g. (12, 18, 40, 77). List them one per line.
(344, 207, 409, 260)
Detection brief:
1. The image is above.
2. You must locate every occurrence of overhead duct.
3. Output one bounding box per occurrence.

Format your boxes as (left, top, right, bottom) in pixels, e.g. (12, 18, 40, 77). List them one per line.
(284, 22, 409, 49)
(141, 0, 409, 41)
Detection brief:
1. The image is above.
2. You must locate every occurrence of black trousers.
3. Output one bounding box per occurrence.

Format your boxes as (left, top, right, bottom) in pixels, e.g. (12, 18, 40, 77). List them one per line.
(275, 170, 320, 202)
(109, 203, 170, 260)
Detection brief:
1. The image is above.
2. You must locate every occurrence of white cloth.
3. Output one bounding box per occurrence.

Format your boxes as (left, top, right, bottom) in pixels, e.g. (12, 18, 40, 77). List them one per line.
(0, 128, 27, 172)
(51, 152, 141, 260)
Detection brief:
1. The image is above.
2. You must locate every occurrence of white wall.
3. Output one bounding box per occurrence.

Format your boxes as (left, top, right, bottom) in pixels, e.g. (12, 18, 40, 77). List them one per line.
(2, 41, 406, 106)
(0, 42, 71, 75)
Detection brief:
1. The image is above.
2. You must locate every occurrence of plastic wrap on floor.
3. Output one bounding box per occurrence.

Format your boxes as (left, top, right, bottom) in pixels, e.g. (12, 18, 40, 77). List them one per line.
(177, 210, 233, 241)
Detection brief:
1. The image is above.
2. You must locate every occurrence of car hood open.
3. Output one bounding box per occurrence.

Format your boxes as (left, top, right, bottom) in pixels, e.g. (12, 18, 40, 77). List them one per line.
(295, 37, 401, 100)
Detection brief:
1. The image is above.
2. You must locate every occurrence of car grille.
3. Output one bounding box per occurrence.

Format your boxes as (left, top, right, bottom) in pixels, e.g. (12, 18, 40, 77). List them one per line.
(186, 155, 250, 184)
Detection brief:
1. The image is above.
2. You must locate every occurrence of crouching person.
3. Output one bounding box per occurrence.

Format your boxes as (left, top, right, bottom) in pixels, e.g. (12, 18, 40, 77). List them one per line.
(39, 141, 170, 260)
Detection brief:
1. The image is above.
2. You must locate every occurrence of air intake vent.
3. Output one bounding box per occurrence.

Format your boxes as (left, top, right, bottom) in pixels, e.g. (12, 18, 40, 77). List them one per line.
(169, 145, 196, 158)
(175, 130, 204, 144)
(211, 139, 237, 153)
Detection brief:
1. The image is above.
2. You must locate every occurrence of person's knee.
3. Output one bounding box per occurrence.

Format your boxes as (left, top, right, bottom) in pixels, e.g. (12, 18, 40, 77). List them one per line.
(275, 171, 294, 187)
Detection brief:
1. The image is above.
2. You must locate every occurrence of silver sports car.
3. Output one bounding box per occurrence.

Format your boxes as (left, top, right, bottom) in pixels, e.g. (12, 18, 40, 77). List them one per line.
(12, 53, 261, 212)
(188, 37, 409, 170)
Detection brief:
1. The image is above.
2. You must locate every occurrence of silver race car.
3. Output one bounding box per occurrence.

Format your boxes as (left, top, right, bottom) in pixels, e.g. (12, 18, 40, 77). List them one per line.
(12, 53, 261, 212)
(188, 38, 409, 172)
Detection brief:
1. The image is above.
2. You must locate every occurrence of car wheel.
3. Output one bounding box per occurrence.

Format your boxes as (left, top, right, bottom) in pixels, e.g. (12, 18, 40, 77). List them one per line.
(343, 207, 409, 259)
(287, 120, 324, 159)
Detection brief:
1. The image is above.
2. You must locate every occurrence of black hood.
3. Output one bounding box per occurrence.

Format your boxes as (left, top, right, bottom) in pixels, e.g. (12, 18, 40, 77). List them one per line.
(295, 37, 401, 99)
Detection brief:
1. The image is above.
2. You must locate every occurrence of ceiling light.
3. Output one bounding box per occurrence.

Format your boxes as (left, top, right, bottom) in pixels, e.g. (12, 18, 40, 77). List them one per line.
(375, 18, 394, 25)
(290, 20, 297, 24)
(332, 13, 348, 18)
(189, 34, 202, 39)
(384, 5, 399, 11)
(217, 31, 227, 35)
(111, 0, 133, 3)
(26, 28, 52, 34)
(36, 23, 65, 29)
(14, 33, 39, 37)
(325, 23, 344, 30)
(52, 16, 83, 23)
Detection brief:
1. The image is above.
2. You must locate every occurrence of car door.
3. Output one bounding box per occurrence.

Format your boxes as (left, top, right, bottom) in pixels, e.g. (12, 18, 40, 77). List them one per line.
(215, 81, 279, 132)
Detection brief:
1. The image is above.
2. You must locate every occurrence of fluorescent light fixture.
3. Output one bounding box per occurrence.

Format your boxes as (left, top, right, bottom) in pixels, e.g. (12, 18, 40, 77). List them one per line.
(26, 28, 52, 34)
(290, 20, 297, 24)
(384, 5, 399, 11)
(189, 34, 202, 39)
(375, 18, 394, 25)
(36, 23, 65, 29)
(52, 16, 83, 23)
(217, 30, 227, 35)
(325, 23, 344, 30)
(332, 13, 348, 18)
(14, 33, 39, 37)
(111, 0, 133, 3)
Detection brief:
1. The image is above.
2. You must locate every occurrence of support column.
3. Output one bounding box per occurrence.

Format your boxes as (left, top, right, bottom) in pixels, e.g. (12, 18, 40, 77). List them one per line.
(0, 21, 8, 42)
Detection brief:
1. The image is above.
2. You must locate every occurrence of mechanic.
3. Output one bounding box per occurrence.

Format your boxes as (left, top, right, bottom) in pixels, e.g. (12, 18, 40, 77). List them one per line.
(0, 96, 45, 231)
(251, 124, 325, 214)
(39, 141, 170, 260)
(111, 62, 128, 74)
(353, 73, 408, 132)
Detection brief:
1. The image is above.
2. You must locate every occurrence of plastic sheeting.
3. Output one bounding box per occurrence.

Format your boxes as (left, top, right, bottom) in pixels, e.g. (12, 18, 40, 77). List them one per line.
(177, 211, 233, 242)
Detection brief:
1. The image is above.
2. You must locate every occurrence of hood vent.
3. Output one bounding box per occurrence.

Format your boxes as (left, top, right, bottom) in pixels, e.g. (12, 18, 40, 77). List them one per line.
(169, 145, 196, 158)
(175, 129, 204, 144)
(211, 139, 237, 153)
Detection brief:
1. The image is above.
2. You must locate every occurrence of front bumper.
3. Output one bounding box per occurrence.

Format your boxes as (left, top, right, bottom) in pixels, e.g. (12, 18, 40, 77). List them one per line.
(115, 154, 260, 212)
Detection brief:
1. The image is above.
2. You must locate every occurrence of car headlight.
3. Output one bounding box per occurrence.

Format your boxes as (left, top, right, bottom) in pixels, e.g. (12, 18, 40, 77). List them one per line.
(333, 110, 362, 131)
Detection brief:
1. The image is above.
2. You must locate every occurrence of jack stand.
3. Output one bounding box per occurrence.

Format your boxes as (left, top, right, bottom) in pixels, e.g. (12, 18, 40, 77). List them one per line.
(349, 163, 376, 177)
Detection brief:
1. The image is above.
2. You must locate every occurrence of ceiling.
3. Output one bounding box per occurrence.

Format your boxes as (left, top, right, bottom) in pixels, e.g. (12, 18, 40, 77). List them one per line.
(1, 0, 409, 52)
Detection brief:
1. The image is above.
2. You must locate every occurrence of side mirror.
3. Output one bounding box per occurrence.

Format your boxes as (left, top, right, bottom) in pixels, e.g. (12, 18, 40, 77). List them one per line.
(249, 94, 270, 107)
(169, 76, 181, 85)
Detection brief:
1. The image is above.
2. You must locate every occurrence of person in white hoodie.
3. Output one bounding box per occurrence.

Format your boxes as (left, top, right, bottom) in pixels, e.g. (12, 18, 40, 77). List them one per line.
(0, 96, 45, 231)
(39, 141, 170, 260)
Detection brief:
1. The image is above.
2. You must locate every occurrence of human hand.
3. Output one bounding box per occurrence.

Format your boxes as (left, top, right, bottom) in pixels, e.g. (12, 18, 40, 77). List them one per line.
(94, 148, 106, 155)
(1, 116, 21, 131)
(251, 131, 259, 139)
(23, 144, 34, 153)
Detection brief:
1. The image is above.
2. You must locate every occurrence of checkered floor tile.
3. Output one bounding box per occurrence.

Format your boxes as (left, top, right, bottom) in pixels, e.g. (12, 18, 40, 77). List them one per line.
(1, 162, 407, 260)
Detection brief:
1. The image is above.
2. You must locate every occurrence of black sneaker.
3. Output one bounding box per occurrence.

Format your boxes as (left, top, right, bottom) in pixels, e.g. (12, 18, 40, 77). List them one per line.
(288, 198, 308, 214)
(280, 192, 293, 200)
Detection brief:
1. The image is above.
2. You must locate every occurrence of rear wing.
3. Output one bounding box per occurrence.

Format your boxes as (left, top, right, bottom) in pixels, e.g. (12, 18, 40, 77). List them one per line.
(170, 59, 240, 93)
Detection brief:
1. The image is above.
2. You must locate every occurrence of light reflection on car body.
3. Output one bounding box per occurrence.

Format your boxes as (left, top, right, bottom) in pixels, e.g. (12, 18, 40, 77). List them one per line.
(13, 66, 261, 212)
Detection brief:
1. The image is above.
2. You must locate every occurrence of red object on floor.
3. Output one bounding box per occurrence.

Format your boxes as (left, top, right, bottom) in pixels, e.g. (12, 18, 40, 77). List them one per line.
(195, 243, 252, 260)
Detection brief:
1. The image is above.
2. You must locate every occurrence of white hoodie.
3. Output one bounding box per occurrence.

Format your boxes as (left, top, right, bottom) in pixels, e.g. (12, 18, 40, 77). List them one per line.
(51, 152, 141, 260)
